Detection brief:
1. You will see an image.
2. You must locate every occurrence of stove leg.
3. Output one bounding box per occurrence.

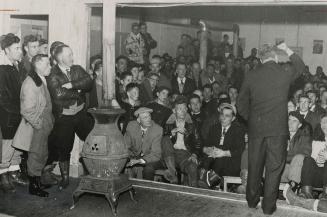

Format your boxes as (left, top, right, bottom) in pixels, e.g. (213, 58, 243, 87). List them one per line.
(71, 190, 84, 209)
(105, 194, 118, 216)
(129, 187, 137, 203)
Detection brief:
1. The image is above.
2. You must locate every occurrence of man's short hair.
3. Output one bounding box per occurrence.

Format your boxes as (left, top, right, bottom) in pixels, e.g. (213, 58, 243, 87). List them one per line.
(31, 54, 48, 68)
(128, 61, 140, 70)
(50, 41, 64, 56)
(23, 35, 38, 47)
(156, 86, 170, 94)
(116, 55, 129, 64)
(228, 86, 239, 92)
(176, 62, 186, 68)
(132, 22, 139, 28)
(139, 22, 146, 27)
(126, 82, 139, 92)
(299, 94, 309, 100)
(307, 90, 319, 98)
(39, 38, 48, 46)
(0, 33, 20, 50)
(53, 44, 69, 61)
(188, 94, 201, 104)
(173, 95, 188, 107)
(147, 72, 159, 79)
(206, 63, 215, 69)
(258, 44, 277, 61)
(120, 71, 133, 80)
(202, 84, 213, 92)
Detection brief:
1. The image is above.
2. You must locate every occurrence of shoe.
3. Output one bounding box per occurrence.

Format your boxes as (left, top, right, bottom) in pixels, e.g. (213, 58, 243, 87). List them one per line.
(319, 185, 327, 200)
(8, 170, 28, 186)
(58, 161, 70, 190)
(163, 157, 178, 184)
(41, 164, 59, 187)
(298, 186, 314, 199)
(29, 176, 49, 197)
(283, 183, 315, 210)
(206, 170, 221, 188)
(1, 173, 16, 193)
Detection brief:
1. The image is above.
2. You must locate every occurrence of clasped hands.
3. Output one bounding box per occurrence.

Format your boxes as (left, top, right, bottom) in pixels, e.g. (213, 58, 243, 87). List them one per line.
(62, 82, 81, 93)
(203, 146, 227, 158)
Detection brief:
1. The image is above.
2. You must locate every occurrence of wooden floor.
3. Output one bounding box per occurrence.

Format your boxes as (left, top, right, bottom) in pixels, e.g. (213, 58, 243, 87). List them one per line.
(1, 178, 327, 217)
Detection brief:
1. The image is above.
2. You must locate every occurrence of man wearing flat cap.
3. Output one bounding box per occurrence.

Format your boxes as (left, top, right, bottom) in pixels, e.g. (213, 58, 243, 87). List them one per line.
(124, 107, 165, 180)
(237, 42, 305, 214)
(200, 103, 245, 188)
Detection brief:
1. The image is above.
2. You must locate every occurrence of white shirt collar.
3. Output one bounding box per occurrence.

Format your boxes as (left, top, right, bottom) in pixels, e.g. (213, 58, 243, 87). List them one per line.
(310, 104, 316, 112)
(208, 76, 215, 83)
(300, 110, 308, 117)
(178, 77, 186, 84)
(222, 124, 231, 132)
(58, 64, 70, 75)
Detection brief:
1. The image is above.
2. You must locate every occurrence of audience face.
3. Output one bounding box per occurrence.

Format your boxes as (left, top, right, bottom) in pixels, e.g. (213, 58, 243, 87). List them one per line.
(140, 24, 147, 34)
(304, 82, 313, 93)
(5, 42, 22, 62)
(127, 87, 139, 102)
(177, 47, 184, 57)
(25, 40, 39, 58)
(299, 97, 310, 113)
(212, 83, 221, 98)
(191, 62, 201, 74)
(175, 103, 188, 120)
(157, 89, 169, 104)
(203, 87, 213, 102)
(228, 87, 238, 102)
(288, 115, 301, 133)
(193, 90, 203, 101)
(137, 70, 145, 83)
(121, 75, 132, 88)
(176, 64, 186, 79)
(219, 108, 234, 127)
(150, 61, 161, 73)
(189, 97, 201, 114)
(35, 57, 51, 77)
(58, 47, 74, 67)
(219, 93, 228, 100)
(320, 86, 326, 97)
(207, 65, 215, 78)
(116, 58, 128, 74)
(293, 89, 303, 104)
(321, 91, 327, 105)
(288, 101, 296, 113)
(132, 24, 140, 35)
(138, 112, 152, 127)
(308, 92, 317, 107)
(148, 74, 159, 90)
(130, 67, 139, 82)
(321, 116, 327, 136)
(38, 43, 48, 55)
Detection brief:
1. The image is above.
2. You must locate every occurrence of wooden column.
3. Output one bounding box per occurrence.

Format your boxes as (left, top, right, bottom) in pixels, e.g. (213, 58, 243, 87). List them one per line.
(102, 1, 116, 106)
(199, 20, 208, 70)
(232, 24, 239, 58)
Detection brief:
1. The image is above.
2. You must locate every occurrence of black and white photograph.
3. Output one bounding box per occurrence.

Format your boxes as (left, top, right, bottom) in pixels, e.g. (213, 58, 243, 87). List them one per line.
(2, 1, 327, 217)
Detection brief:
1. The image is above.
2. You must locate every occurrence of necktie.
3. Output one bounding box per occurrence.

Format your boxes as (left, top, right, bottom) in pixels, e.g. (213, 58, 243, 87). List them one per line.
(219, 128, 226, 146)
(141, 130, 145, 138)
(179, 79, 185, 93)
(66, 68, 71, 81)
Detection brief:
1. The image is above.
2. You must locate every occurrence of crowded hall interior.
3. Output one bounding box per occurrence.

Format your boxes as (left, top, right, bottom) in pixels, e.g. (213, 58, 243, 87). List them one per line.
(3, 0, 327, 216)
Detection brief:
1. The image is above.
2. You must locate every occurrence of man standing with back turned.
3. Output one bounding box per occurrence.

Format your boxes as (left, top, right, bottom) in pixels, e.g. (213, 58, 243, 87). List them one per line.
(237, 43, 305, 215)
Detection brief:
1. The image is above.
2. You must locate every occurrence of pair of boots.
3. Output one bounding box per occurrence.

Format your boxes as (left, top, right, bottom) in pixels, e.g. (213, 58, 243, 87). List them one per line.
(300, 185, 327, 200)
(58, 161, 70, 190)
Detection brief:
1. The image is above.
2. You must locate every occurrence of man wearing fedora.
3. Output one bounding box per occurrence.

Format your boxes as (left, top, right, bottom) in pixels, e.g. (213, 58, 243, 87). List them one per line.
(124, 107, 165, 180)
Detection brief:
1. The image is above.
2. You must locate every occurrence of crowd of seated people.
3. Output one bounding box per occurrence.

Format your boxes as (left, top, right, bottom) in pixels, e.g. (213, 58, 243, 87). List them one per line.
(3, 21, 327, 203)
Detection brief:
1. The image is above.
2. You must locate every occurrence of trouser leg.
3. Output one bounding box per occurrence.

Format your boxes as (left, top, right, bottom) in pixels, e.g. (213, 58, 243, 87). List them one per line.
(288, 154, 304, 184)
(261, 136, 287, 214)
(246, 137, 266, 208)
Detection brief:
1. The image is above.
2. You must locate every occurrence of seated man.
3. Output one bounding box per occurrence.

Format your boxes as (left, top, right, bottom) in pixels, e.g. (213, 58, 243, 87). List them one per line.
(162, 96, 200, 187)
(296, 94, 320, 136)
(280, 111, 312, 192)
(116, 71, 133, 106)
(200, 103, 245, 188)
(146, 86, 172, 128)
(300, 114, 327, 199)
(124, 107, 164, 180)
(307, 90, 325, 116)
(118, 83, 140, 134)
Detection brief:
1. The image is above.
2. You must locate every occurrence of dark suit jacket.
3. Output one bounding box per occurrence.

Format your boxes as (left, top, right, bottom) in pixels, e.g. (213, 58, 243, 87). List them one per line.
(171, 77, 196, 97)
(303, 111, 321, 136)
(205, 122, 245, 171)
(237, 54, 305, 138)
(287, 124, 312, 163)
(139, 79, 155, 105)
(124, 120, 163, 163)
(0, 64, 22, 139)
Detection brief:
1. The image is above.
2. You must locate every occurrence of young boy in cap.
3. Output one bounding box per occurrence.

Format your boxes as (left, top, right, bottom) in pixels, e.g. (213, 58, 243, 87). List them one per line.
(124, 107, 165, 180)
